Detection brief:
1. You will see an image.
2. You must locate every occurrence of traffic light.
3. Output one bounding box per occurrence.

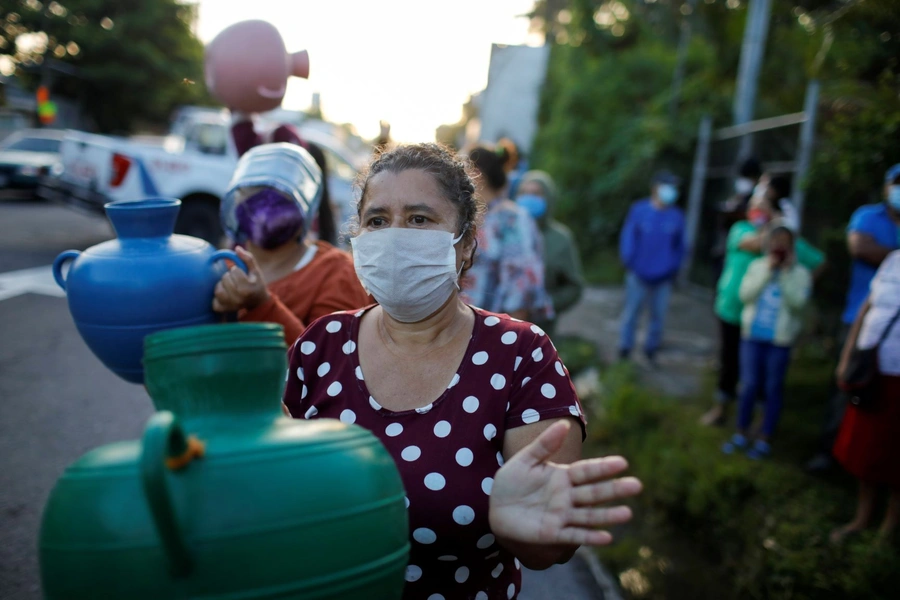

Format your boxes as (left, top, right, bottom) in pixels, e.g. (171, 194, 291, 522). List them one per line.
(36, 85, 57, 125)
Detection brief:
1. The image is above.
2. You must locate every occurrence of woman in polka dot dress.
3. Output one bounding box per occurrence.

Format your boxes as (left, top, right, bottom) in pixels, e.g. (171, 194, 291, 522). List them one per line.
(283, 144, 642, 600)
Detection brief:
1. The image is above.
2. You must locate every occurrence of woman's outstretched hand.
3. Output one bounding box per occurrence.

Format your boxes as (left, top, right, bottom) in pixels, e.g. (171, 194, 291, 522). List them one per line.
(489, 420, 642, 547)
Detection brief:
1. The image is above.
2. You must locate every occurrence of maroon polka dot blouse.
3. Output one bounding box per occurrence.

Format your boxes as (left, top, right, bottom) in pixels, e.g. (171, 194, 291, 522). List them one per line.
(283, 305, 587, 600)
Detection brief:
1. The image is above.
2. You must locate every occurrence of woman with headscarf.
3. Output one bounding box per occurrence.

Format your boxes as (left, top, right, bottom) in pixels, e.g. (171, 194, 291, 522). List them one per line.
(514, 170, 585, 335)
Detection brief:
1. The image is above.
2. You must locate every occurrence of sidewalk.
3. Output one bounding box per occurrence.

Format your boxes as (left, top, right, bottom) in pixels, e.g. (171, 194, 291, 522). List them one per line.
(557, 285, 718, 398)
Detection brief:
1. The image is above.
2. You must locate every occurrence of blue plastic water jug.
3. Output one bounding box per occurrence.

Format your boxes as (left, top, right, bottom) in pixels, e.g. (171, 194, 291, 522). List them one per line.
(53, 198, 246, 383)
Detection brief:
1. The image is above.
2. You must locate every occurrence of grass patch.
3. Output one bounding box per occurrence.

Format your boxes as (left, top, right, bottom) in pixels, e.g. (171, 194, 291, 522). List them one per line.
(576, 349, 900, 600)
(582, 247, 626, 286)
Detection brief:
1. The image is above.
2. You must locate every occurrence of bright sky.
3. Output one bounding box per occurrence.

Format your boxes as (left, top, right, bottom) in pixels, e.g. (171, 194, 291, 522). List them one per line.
(196, 0, 542, 142)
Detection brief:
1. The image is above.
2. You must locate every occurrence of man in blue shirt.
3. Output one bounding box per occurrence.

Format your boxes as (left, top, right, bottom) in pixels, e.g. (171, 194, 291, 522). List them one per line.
(806, 163, 900, 473)
(618, 170, 686, 364)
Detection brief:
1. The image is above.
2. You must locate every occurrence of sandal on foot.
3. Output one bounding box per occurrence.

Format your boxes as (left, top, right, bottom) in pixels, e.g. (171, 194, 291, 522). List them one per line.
(747, 440, 771, 460)
(721, 433, 748, 455)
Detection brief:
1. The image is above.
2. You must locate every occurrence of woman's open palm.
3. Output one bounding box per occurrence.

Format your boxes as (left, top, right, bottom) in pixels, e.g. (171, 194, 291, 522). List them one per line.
(489, 420, 642, 546)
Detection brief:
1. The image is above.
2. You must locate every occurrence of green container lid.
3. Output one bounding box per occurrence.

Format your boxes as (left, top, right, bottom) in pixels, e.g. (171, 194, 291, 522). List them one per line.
(144, 323, 286, 361)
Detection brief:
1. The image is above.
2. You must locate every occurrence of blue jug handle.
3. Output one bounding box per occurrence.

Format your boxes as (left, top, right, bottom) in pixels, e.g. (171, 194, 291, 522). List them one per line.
(209, 249, 248, 274)
(141, 411, 203, 578)
(52, 250, 82, 291)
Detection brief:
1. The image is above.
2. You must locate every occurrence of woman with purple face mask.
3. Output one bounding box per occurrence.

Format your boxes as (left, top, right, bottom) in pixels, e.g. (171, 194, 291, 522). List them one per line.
(213, 143, 370, 345)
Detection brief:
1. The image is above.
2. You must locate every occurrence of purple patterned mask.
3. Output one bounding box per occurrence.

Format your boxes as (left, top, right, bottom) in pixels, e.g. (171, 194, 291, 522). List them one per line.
(234, 188, 305, 249)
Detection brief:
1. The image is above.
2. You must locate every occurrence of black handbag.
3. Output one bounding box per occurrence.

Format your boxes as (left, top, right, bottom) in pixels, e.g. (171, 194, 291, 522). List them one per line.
(837, 306, 900, 408)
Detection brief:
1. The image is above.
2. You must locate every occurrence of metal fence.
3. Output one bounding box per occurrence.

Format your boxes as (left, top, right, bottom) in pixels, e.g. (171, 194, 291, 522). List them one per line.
(681, 79, 820, 288)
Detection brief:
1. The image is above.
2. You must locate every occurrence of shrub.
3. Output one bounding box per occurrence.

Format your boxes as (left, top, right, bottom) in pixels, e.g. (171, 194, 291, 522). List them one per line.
(586, 359, 900, 599)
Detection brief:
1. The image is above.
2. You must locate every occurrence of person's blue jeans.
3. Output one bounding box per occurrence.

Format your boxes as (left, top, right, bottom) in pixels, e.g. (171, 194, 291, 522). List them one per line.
(619, 272, 673, 356)
(737, 339, 792, 438)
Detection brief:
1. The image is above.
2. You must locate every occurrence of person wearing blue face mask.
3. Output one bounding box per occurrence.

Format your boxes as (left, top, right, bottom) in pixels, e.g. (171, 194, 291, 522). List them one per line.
(617, 170, 687, 365)
(515, 170, 585, 336)
(805, 163, 900, 474)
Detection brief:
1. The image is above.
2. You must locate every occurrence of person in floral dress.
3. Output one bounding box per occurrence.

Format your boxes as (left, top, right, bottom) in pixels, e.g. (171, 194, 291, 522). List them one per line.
(461, 144, 554, 323)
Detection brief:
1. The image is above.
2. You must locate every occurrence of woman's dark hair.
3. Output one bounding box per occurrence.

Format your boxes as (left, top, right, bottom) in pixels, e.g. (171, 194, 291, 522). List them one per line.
(768, 174, 791, 201)
(469, 143, 514, 191)
(739, 157, 763, 179)
(304, 142, 338, 246)
(355, 143, 483, 265)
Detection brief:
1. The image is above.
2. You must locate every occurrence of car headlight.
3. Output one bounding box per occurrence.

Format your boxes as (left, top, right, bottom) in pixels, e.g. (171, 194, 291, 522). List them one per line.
(18, 165, 39, 177)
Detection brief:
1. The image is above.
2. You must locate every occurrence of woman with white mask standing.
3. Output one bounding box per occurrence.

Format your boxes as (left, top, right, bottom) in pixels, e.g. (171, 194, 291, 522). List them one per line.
(282, 143, 641, 600)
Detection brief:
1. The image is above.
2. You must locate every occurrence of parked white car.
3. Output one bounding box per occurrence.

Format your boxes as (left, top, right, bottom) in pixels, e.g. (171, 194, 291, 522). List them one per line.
(38, 111, 368, 245)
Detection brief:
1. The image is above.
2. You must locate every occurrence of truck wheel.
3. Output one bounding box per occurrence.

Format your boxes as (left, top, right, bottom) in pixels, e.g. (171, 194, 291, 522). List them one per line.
(174, 197, 223, 246)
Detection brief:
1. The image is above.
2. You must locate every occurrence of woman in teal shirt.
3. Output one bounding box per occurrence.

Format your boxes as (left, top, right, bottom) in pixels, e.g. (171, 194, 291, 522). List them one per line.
(701, 176, 825, 426)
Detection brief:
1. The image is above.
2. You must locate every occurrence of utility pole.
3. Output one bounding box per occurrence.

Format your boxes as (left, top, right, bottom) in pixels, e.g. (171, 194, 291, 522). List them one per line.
(733, 0, 773, 159)
(669, 0, 699, 120)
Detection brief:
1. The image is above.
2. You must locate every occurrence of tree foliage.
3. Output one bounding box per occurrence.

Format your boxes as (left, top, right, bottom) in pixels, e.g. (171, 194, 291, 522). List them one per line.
(0, 0, 212, 133)
(530, 0, 900, 307)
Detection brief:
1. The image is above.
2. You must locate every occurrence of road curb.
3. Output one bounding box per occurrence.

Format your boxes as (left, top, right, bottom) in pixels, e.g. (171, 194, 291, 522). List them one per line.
(575, 547, 624, 600)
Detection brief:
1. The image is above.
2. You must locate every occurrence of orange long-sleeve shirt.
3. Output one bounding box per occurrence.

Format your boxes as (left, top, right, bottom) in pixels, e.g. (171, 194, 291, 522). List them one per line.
(240, 241, 371, 346)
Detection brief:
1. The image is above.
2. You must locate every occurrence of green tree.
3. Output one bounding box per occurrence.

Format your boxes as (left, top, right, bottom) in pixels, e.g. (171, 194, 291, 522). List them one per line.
(0, 0, 213, 133)
(530, 0, 900, 303)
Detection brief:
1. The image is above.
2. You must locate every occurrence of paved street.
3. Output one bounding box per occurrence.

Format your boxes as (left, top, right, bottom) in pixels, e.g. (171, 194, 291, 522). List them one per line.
(0, 199, 612, 599)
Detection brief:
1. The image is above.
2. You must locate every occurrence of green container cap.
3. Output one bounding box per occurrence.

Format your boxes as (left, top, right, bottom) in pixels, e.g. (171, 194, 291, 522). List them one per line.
(144, 323, 286, 363)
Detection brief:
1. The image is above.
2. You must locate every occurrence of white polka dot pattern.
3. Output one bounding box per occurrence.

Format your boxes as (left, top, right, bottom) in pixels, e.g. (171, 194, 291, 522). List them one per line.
(455, 448, 474, 467)
(402, 446, 421, 461)
(521, 408, 540, 424)
(452, 505, 475, 525)
(282, 308, 585, 598)
(434, 421, 451, 438)
(424, 473, 446, 490)
(413, 528, 437, 544)
(406, 565, 422, 582)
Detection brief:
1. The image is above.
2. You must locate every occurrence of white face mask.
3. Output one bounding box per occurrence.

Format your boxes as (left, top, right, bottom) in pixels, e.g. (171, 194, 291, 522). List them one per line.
(734, 178, 754, 195)
(351, 227, 465, 323)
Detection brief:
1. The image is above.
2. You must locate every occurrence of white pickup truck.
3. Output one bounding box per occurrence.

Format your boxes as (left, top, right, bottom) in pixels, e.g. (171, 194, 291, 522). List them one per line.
(38, 110, 368, 245)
